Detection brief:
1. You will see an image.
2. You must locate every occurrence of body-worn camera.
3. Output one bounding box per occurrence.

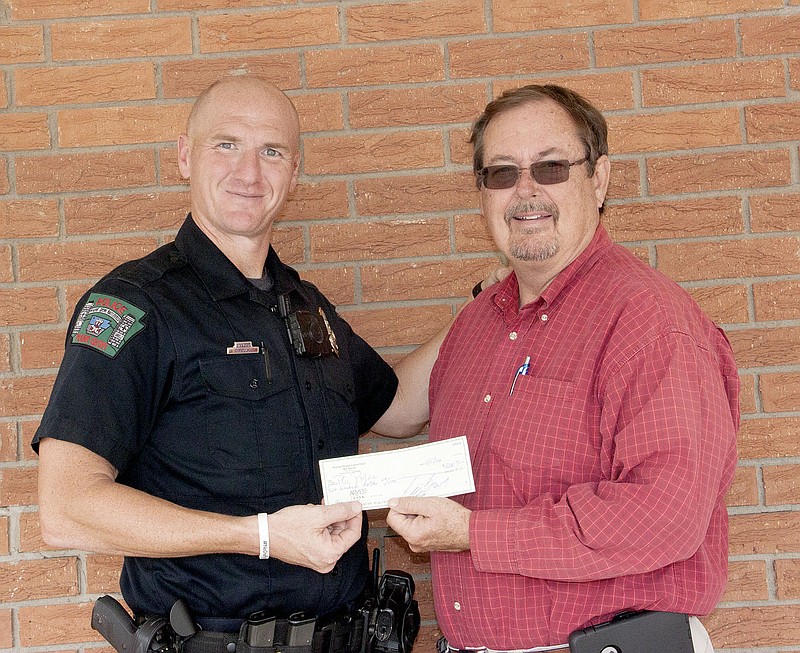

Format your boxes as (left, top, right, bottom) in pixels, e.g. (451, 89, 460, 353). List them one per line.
(278, 294, 339, 358)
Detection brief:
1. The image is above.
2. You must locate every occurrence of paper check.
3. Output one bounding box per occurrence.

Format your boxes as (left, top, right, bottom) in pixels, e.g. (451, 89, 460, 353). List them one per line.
(319, 436, 475, 510)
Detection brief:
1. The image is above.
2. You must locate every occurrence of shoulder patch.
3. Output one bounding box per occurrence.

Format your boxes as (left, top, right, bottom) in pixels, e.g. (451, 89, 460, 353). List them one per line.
(70, 293, 147, 358)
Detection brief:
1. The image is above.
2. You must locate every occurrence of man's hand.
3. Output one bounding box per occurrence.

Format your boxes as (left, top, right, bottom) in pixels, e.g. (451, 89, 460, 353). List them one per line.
(268, 501, 363, 573)
(475, 265, 513, 295)
(387, 497, 471, 553)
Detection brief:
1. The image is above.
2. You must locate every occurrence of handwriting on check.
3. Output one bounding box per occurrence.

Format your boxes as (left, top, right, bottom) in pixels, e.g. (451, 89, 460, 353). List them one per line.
(319, 437, 475, 510)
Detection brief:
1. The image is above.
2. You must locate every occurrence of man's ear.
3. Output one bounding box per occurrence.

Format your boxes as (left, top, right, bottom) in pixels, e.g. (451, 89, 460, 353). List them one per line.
(288, 153, 300, 194)
(177, 134, 191, 180)
(592, 154, 611, 209)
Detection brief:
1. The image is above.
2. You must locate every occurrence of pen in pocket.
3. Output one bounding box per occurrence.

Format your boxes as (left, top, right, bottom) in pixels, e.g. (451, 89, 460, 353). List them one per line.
(510, 356, 531, 396)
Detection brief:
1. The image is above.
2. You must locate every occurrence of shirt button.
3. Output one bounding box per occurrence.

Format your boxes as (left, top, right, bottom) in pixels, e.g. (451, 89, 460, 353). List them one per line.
(541, 314, 549, 322)
(250, 379, 259, 388)
(509, 331, 517, 340)
(453, 602, 461, 611)
(483, 394, 491, 403)
(318, 439, 325, 450)
(305, 380, 312, 390)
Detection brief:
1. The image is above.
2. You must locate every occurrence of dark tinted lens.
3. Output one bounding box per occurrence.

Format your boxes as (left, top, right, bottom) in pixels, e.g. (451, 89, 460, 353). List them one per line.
(531, 160, 570, 185)
(483, 165, 520, 189)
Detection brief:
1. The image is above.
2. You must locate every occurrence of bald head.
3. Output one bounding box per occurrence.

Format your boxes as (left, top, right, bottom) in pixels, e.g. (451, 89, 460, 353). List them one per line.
(186, 76, 300, 149)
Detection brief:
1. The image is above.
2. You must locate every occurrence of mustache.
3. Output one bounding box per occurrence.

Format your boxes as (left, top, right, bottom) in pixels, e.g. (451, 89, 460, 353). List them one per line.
(504, 201, 559, 223)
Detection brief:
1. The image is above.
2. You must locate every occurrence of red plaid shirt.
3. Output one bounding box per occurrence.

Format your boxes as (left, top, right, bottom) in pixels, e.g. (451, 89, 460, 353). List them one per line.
(428, 226, 739, 648)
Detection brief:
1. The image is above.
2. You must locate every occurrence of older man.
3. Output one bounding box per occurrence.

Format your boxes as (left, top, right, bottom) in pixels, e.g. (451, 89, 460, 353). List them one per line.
(388, 85, 739, 653)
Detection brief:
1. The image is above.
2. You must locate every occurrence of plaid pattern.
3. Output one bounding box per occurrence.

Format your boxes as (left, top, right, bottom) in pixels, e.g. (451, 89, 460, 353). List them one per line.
(428, 226, 739, 648)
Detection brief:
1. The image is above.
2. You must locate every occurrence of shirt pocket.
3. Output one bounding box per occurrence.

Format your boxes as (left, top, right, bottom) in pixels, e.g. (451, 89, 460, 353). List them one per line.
(489, 375, 588, 498)
(200, 355, 304, 472)
(320, 355, 360, 457)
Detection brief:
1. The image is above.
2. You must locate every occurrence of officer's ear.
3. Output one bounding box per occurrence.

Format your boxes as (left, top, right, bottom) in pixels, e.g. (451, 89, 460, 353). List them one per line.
(178, 134, 191, 180)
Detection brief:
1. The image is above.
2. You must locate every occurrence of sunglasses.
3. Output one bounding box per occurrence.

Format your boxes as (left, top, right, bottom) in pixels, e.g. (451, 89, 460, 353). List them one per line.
(477, 157, 589, 190)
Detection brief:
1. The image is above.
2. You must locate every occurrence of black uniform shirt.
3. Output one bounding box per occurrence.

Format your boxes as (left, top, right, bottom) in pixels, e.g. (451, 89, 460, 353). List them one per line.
(33, 215, 398, 622)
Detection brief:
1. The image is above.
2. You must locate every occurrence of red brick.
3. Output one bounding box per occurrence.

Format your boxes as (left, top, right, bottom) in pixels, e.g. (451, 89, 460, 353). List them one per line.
(643, 60, 785, 106)
(754, 280, 800, 321)
(641, 0, 782, 20)
(1, 246, 13, 281)
(86, 554, 122, 594)
(0, 375, 56, 418)
(0, 157, 8, 194)
(685, 285, 749, 325)
(15, 63, 156, 106)
(764, 463, 800, 508)
(66, 284, 95, 316)
(0, 287, 59, 327)
(347, 0, 485, 41)
(729, 326, 800, 368)
(761, 373, 800, 412)
(647, 149, 791, 194)
(739, 373, 757, 415)
(0, 558, 78, 601)
(304, 131, 443, 175)
(450, 34, 589, 78)
(163, 55, 302, 99)
(0, 113, 50, 151)
(657, 237, 800, 282)
(737, 415, 800, 459)
(704, 605, 800, 648)
(20, 420, 41, 462)
(159, 0, 284, 8)
(493, 72, 636, 111)
(776, 559, 800, 600)
(361, 257, 500, 302)
(58, 103, 191, 148)
(455, 214, 494, 253)
(15, 151, 156, 194)
(9, 0, 149, 19)
(341, 304, 454, 349)
(607, 159, 641, 200)
(65, 193, 187, 236)
(791, 57, 800, 91)
(0, 200, 59, 238)
(270, 226, 304, 265)
(721, 560, 769, 602)
(292, 93, 345, 133)
(159, 147, 186, 187)
(310, 220, 450, 263)
(493, 0, 633, 31)
(355, 173, 478, 216)
(0, 78, 7, 108)
(0, 26, 44, 64)
(0, 422, 16, 463)
(0, 516, 8, 556)
(0, 464, 38, 506)
(0, 333, 10, 371)
(18, 239, 157, 283)
(199, 8, 339, 53)
(296, 267, 355, 307)
(595, 21, 736, 67)
(383, 535, 431, 574)
(19, 603, 101, 647)
(20, 330, 65, 371)
(19, 511, 53, 553)
(349, 84, 487, 128)
(51, 18, 192, 61)
(306, 45, 444, 88)
(747, 102, 800, 143)
(278, 182, 349, 222)
(604, 197, 743, 242)
(730, 510, 800, 555)
(0, 608, 10, 648)
(741, 14, 800, 55)
(725, 465, 759, 507)
(751, 192, 800, 232)
(609, 108, 740, 153)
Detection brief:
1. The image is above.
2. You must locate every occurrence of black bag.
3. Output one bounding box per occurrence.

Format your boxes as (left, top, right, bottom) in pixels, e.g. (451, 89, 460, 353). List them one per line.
(569, 611, 694, 653)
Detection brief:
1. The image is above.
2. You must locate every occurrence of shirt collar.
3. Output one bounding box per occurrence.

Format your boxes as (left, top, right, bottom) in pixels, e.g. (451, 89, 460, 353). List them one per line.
(490, 225, 614, 315)
(173, 214, 300, 302)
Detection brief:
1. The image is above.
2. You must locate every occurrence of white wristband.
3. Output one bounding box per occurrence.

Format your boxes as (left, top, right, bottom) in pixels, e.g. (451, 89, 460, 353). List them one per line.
(257, 512, 270, 559)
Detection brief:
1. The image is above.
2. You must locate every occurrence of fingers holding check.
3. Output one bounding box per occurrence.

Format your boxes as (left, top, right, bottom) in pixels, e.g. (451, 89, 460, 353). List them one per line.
(387, 496, 471, 553)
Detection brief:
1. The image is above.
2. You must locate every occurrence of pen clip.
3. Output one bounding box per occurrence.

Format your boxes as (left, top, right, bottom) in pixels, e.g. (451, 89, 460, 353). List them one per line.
(509, 356, 531, 396)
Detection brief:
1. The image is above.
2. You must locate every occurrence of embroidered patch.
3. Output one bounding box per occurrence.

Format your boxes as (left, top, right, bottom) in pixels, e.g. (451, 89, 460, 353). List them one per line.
(70, 293, 147, 358)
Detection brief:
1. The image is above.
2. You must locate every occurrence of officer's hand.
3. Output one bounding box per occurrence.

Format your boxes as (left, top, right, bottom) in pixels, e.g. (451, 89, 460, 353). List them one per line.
(268, 502, 363, 574)
(387, 497, 470, 553)
(473, 265, 513, 296)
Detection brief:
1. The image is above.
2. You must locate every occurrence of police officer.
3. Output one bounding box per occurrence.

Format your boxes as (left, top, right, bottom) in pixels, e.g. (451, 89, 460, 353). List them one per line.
(33, 76, 435, 639)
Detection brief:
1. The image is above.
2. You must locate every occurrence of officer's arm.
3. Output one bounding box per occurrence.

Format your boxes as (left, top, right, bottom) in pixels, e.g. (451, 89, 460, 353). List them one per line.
(37, 438, 361, 572)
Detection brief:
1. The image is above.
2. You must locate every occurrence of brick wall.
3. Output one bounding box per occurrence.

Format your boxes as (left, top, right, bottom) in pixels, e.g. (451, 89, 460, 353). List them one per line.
(1, 0, 799, 650)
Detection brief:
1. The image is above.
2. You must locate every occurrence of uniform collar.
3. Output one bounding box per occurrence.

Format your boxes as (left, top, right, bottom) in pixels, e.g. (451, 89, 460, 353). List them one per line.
(490, 225, 614, 315)
(174, 214, 301, 302)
